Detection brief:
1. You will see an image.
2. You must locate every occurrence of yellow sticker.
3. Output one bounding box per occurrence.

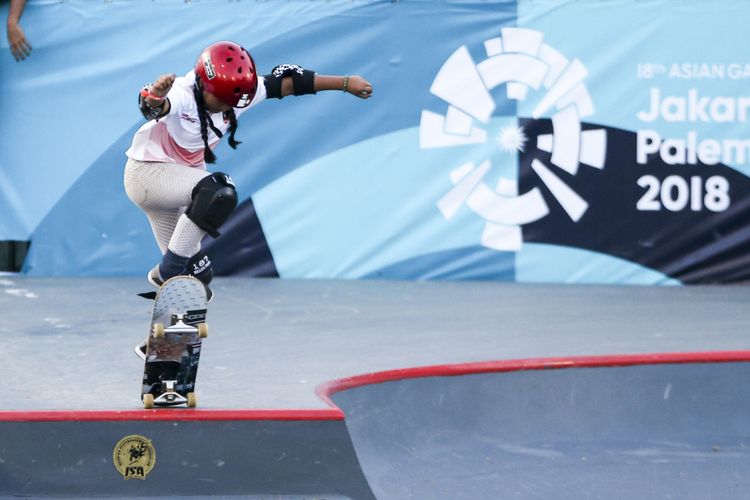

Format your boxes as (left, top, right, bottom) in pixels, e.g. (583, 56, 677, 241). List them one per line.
(113, 435, 156, 480)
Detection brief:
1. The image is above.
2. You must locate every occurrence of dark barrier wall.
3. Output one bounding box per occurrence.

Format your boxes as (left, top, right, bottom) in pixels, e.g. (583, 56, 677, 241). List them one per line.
(2, 1, 749, 284)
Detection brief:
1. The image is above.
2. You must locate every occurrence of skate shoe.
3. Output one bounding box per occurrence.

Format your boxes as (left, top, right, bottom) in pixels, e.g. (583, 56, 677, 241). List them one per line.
(147, 264, 164, 288)
(134, 338, 148, 360)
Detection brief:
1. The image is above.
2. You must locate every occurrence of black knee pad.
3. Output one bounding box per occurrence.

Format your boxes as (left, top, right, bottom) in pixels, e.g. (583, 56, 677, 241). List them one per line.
(186, 172, 238, 237)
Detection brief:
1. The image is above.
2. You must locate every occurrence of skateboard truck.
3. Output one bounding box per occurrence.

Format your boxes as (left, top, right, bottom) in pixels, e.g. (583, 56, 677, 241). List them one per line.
(143, 380, 197, 408)
(152, 314, 208, 339)
(154, 380, 187, 405)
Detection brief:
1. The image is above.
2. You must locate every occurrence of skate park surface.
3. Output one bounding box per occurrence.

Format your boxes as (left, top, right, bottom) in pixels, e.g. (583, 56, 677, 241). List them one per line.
(2, 277, 750, 498)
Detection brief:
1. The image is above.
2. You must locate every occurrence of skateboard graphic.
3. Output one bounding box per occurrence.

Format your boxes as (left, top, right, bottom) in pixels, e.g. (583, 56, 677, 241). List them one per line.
(141, 276, 208, 409)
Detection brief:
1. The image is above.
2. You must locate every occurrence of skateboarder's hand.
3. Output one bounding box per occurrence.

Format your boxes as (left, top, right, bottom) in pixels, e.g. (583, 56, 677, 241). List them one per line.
(150, 74, 176, 99)
(345, 75, 373, 99)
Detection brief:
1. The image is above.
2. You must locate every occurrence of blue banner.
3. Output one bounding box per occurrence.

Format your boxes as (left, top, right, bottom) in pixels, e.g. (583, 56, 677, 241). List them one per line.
(2, 0, 749, 284)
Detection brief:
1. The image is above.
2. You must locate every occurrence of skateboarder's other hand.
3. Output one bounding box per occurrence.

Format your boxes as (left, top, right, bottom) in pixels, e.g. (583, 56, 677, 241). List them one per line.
(151, 74, 176, 98)
(346, 75, 373, 99)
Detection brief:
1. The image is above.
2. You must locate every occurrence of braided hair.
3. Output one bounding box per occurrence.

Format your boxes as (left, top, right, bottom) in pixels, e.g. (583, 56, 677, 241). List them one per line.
(192, 80, 241, 164)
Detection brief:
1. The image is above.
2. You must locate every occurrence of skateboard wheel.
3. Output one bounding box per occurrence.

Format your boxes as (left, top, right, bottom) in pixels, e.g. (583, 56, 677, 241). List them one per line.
(152, 323, 165, 339)
(197, 323, 208, 339)
(187, 392, 197, 408)
(143, 393, 154, 409)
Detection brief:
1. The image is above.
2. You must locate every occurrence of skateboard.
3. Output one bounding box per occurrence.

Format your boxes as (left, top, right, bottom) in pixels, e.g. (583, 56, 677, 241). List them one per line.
(141, 275, 208, 409)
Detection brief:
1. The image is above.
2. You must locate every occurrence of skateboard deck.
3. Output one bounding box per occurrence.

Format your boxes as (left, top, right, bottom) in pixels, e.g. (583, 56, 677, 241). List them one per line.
(141, 275, 208, 409)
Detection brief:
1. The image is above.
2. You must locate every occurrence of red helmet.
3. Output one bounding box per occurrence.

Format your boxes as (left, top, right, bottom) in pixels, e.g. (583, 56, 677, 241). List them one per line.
(194, 41, 257, 108)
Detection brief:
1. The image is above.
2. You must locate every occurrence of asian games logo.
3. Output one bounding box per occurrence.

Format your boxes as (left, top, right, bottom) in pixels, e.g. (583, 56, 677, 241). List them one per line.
(419, 27, 607, 251)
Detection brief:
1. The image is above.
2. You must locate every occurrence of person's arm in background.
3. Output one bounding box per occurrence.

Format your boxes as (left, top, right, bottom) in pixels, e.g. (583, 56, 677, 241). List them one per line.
(7, 0, 31, 61)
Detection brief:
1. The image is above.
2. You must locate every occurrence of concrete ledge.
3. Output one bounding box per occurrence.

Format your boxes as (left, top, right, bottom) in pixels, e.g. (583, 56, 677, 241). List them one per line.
(0, 418, 374, 499)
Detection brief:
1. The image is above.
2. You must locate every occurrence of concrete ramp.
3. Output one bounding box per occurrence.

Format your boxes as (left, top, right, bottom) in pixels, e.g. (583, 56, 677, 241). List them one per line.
(331, 357, 750, 500)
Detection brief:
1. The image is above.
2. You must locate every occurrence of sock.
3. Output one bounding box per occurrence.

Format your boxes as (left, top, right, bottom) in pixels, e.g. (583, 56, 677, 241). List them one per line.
(159, 249, 190, 281)
(187, 251, 214, 286)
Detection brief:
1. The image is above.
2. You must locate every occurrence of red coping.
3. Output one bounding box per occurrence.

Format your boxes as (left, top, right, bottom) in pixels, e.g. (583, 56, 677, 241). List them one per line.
(3, 351, 749, 422)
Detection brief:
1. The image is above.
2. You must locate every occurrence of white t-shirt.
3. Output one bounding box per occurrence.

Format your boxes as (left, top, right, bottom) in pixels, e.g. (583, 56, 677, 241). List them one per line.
(125, 70, 267, 167)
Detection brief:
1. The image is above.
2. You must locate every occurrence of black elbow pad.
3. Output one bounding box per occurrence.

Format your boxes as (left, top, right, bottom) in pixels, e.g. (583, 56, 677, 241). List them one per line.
(264, 64, 316, 99)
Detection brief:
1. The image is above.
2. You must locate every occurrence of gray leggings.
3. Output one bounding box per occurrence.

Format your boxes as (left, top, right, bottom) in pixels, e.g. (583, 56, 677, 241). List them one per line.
(123, 158, 210, 258)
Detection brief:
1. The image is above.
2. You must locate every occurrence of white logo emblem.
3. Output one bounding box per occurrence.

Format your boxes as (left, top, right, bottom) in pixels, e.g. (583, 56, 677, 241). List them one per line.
(237, 93, 251, 107)
(202, 52, 216, 80)
(420, 28, 607, 251)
